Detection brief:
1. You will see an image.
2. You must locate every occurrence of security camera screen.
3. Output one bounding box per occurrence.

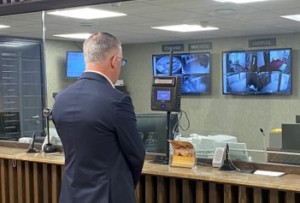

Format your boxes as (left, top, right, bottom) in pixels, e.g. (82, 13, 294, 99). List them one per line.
(152, 52, 211, 95)
(222, 48, 292, 95)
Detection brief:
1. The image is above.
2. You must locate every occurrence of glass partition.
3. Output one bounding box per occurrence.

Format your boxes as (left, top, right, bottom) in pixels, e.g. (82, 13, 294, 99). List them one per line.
(0, 12, 46, 141)
(1, 0, 300, 169)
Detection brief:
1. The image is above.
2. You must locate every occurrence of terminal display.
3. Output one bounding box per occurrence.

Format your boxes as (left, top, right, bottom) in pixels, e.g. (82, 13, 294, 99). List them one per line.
(151, 76, 181, 112)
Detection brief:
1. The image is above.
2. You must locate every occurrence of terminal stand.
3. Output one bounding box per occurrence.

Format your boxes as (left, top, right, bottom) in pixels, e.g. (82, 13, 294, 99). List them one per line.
(219, 144, 237, 171)
(150, 49, 181, 164)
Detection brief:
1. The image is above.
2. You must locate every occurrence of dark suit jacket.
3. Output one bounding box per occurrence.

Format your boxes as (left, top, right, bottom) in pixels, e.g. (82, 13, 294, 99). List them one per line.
(52, 72, 145, 203)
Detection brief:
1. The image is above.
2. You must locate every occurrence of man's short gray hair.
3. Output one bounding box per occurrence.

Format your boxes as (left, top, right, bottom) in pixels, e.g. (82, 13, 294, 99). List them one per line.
(83, 32, 121, 64)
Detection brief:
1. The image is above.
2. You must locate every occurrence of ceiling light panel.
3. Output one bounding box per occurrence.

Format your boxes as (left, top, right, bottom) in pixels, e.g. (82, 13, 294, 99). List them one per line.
(281, 14, 300, 22)
(0, 25, 10, 29)
(53, 33, 92, 39)
(214, 0, 271, 3)
(48, 8, 126, 19)
(152, 24, 219, 32)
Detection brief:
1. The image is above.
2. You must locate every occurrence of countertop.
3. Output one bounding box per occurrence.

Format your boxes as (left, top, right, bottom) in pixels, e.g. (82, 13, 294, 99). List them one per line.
(0, 146, 299, 192)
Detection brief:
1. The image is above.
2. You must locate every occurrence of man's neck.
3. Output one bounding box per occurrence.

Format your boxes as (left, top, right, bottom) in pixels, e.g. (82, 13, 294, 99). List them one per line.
(84, 70, 115, 88)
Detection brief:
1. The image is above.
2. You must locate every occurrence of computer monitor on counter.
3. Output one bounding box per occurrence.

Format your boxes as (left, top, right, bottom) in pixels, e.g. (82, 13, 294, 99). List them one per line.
(282, 123, 300, 151)
(136, 113, 178, 155)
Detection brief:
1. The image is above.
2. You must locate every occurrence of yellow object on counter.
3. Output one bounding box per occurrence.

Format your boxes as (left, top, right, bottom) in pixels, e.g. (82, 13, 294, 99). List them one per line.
(271, 128, 282, 134)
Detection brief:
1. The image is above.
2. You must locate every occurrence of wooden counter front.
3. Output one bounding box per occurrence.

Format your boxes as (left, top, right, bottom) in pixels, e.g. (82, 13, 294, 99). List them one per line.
(0, 146, 299, 203)
(140, 161, 300, 203)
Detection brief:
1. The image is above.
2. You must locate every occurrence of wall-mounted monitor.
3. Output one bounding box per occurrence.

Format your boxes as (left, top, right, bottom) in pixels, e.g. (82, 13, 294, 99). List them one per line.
(66, 51, 85, 79)
(222, 48, 292, 95)
(152, 52, 211, 95)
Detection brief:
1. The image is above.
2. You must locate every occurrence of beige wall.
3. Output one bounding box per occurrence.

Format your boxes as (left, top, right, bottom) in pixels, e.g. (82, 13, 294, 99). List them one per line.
(121, 33, 300, 152)
(45, 33, 300, 156)
(45, 40, 81, 108)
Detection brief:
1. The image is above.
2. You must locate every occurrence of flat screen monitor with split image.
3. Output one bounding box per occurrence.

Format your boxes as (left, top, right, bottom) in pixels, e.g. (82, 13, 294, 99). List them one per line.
(222, 48, 292, 95)
(152, 52, 211, 95)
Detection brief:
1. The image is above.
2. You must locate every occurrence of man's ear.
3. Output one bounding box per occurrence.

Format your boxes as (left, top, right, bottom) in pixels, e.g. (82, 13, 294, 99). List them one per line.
(110, 56, 118, 69)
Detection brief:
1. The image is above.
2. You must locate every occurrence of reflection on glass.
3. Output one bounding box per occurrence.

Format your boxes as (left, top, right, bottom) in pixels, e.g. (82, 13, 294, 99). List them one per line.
(0, 0, 298, 168)
(145, 132, 158, 152)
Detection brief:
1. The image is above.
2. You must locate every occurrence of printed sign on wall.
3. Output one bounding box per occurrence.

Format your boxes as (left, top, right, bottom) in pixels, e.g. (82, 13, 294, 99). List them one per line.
(162, 44, 184, 52)
(188, 42, 212, 51)
(248, 38, 276, 47)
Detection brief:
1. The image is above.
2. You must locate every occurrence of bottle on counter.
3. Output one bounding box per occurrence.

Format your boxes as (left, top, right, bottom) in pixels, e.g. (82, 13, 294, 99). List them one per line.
(145, 132, 158, 152)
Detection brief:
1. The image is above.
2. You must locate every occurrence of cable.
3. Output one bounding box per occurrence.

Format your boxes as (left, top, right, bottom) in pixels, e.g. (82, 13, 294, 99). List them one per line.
(227, 152, 240, 172)
(171, 113, 180, 136)
(178, 110, 190, 132)
(171, 110, 191, 139)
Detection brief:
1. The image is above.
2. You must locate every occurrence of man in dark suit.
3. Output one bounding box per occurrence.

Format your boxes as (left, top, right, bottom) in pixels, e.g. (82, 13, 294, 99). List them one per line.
(52, 32, 145, 203)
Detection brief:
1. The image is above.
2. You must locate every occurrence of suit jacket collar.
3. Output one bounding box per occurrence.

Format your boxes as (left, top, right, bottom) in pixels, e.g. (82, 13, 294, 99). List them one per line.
(80, 72, 115, 88)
